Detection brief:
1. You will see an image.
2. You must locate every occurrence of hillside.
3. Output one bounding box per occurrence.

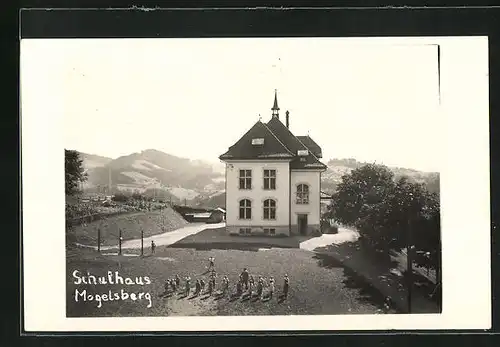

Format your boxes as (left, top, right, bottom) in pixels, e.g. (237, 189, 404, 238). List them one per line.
(77, 149, 225, 199)
(192, 191, 226, 209)
(80, 153, 113, 170)
(322, 158, 440, 195)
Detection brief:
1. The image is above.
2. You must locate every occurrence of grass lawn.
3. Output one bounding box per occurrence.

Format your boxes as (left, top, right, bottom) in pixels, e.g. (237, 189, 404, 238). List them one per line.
(67, 246, 395, 317)
(169, 227, 316, 250)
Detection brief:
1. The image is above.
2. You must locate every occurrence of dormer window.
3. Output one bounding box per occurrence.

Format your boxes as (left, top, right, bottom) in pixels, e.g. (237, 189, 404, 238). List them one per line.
(252, 138, 265, 145)
(297, 149, 309, 156)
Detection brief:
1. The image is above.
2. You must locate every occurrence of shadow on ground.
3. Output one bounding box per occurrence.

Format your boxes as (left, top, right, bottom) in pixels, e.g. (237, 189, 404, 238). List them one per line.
(168, 227, 318, 251)
(312, 253, 399, 313)
(169, 242, 295, 252)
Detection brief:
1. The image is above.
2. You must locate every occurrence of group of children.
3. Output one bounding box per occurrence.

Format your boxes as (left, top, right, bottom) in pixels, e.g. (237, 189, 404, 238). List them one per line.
(162, 257, 290, 301)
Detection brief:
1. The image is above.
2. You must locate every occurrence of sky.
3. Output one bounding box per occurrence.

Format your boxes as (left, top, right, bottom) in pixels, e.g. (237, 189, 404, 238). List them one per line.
(53, 38, 440, 172)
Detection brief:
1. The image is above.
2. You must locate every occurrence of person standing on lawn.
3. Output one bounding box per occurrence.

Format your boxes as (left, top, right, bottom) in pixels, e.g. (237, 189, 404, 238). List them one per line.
(268, 277, 275, 300)
(208, 256, 215, 271)
(282, 274, 289, 299)
(241, 268, 249, 290)
(175, 274, 181, 287)
(221, 276, 229, 297)
(151, 240, 156, 254)
(185, 276, 191, 296)
(247, 276, 254, 297)
(259, 276, 268, 300)
(256, 277, 264, 299)
(194, 279, 201, 296)
(208, 278, 214, 296)
(200, 278, 206, 293)
(236, 279, 243, 297)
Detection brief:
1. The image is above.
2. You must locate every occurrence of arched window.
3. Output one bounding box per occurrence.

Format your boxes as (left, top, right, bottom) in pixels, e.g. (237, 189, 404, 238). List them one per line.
(239, 199, 252, 219)
(263, 199, 277, 220)
(296, 184, 309, 204)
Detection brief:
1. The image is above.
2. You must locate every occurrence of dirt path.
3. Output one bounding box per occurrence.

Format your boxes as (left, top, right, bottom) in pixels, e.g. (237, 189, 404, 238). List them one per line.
(76, 223, 226, 251)
(299, 227, 360, 251)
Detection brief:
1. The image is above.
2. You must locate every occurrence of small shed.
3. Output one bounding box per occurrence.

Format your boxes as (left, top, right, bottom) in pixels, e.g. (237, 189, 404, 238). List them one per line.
(208, 207, 226, 223)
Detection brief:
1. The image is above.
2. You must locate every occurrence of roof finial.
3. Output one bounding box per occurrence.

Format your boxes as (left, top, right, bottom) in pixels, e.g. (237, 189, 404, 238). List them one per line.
(271, 89, 280, 119)
(259, 114, 262, 121)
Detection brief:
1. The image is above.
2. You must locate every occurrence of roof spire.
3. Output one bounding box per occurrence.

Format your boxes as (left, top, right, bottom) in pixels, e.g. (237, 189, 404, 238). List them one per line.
(271, 89, 280, 119)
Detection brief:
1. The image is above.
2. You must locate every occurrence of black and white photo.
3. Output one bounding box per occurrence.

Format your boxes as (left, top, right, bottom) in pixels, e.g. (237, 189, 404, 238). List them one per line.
(21, 35, 490, 331)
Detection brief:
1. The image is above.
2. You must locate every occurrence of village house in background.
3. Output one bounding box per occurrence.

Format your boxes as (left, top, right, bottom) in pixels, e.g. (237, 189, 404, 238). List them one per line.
(219, 91, 327, 237)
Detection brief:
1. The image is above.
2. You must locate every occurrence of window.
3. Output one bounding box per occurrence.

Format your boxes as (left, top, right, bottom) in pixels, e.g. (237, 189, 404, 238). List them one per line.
(264, 228, 276, 235)
(263, 199, 276, 220)
(239, 228, 251, 234)
(263, 169, 276, 190)
(239, 199, 252, 219)
(296, 184, 309, 204)
(239, 170, 252, 190)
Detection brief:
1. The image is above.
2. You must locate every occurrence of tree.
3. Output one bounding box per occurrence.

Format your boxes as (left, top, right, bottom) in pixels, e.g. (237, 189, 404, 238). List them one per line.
(65, 149, 87, 195)
(329, 163, 395, 226)
(329, 164, 441, 261)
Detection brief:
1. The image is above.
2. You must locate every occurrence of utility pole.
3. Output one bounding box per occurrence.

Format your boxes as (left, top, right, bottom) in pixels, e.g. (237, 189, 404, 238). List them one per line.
(108, 166, 112, 195)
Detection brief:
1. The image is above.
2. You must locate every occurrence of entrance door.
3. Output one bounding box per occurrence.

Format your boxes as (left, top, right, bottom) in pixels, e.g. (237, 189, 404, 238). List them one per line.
(298, 214, 308, 235)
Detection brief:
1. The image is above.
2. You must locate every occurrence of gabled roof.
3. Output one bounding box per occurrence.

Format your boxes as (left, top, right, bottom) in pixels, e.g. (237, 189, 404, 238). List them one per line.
(219, 101, 327, 171)
(219, 121, 294, 160)
(267, 117, 327, 170)
(297, 135, 322, 158)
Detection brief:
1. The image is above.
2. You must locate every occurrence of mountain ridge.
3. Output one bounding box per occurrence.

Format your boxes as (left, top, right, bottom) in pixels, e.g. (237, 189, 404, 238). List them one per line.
(74, 149, 439, 205)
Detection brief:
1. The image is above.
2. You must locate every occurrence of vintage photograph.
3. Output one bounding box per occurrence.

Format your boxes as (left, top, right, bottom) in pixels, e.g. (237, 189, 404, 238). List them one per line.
(61, 38, 442, 317)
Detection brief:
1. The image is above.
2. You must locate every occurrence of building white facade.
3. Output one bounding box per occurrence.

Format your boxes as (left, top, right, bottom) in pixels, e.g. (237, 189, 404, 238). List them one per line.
(219, 91, 327, 237)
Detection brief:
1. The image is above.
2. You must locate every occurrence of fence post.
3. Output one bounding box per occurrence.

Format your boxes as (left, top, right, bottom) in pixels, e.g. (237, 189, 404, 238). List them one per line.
(141, 229, 144, 257)
(119, 229, 122, 255)
(97, 228, 101, 253)
(407, 219, 413, 314)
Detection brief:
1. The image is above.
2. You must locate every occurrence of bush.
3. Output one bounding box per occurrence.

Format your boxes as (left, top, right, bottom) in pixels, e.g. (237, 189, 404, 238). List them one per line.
(329, 224, 339, 234)
(112, 193, 129, 202)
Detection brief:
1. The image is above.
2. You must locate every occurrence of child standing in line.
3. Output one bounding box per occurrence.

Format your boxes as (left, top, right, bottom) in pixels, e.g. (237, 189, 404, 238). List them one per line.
(175, 274, 181, 287)
(247, 277, 254, 297)
(221, 276, 229, 296)
(241, 268, 249, 290)
(236, 279, 243, 297)
(256, 277, 263, 299)
(185, 276, 191, 296)
(208, 278, 214, 296)
(259, 277, 267, 300)
(268, 277, 275, 299)
(195, 279, 201, 296)
(200, 278, 206, 293)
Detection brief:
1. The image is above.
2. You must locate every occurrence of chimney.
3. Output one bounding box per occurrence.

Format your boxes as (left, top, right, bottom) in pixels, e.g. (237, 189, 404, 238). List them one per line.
(285, 110, 290, 128)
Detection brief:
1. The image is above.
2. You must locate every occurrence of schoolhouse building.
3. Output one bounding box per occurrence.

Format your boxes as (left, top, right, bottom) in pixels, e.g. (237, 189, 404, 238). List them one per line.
(219, 91, 327, 237)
